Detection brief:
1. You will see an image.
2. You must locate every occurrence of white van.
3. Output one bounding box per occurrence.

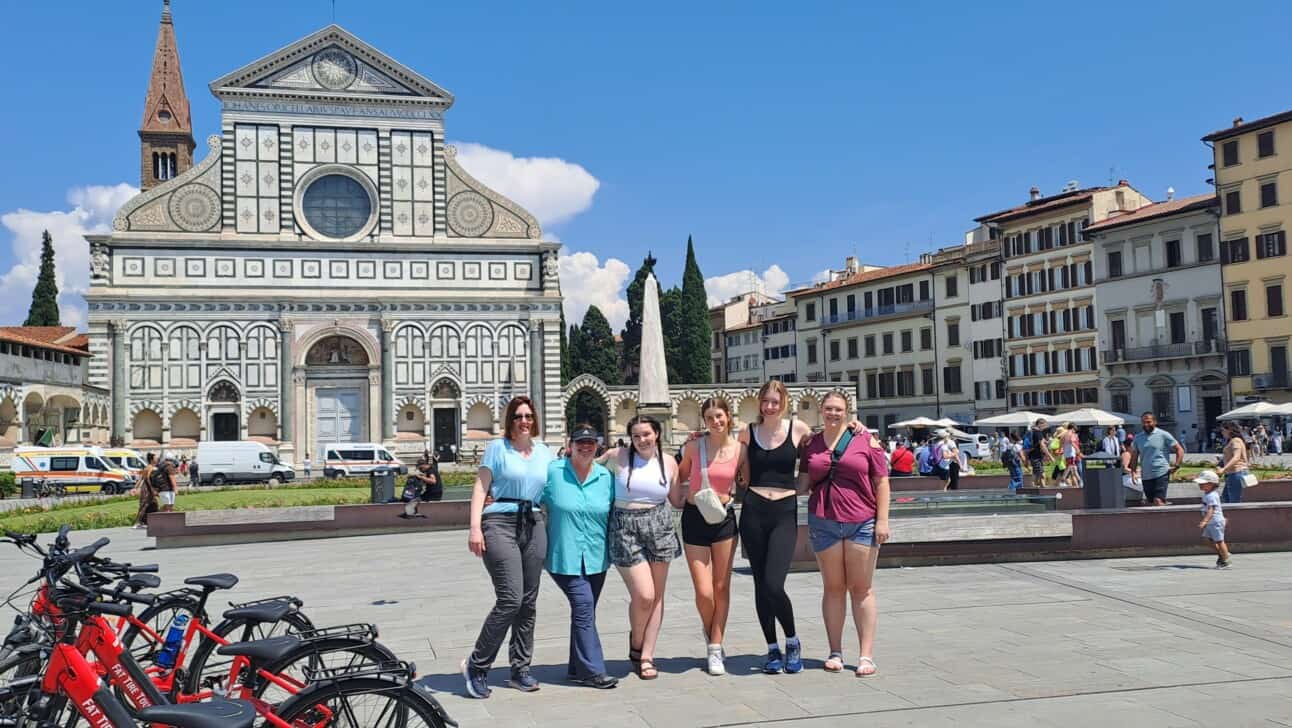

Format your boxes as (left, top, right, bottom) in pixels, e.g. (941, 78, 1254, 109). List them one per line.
(102, 448, 148, 476)
(12, 446, 135, 494)
(323, 443, 407, 478)
(196, 441, 295, 486)
(955, 433, 992, 459)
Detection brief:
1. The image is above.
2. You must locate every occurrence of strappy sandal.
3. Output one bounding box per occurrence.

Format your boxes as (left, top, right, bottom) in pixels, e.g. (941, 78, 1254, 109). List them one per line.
(629, 637, 642, 666)
(638, 659, 658, 680)
(823, 652, 844, 673)
(855, 656, 878, 677)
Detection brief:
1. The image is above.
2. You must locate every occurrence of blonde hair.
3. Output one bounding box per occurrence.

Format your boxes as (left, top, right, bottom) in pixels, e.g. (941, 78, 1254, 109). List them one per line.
(756, 380, 791, 424)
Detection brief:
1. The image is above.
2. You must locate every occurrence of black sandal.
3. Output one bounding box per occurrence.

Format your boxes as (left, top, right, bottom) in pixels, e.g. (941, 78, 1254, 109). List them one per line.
(629, 637, 642, 665)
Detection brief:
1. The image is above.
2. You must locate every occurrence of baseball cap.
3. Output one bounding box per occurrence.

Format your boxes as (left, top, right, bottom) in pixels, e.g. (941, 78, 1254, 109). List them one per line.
(1193, 470, 1220, 486)
(570, 425, 600, 443)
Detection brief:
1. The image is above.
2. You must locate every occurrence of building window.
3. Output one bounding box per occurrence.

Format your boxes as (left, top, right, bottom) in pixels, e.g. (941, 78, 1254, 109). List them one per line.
(847, 337, 858, 359)
(1165, 239, 1182, 268)
(1222, 237, 1250, 264)
(301, 174, 373, 239)
(829, 340, 840, 361)
(1228, 349, 1251, 376)
(1256, 231, 1287, 259)
(1231, 289, 1248, 321)
(1268, 284, 1285, 317)
(1258, 131, 1275, 158)
(919, 280, 930, 301)
(1262, 181, 1279, 208)
(901, 330, 912, 352)
(1108, 251, 1123, 278)
(1152, 389, 1173, 422)
(1222, 140, 1239, 167)
(1169, 311, 1186, 344)
(846, 294, 856, 316)
(807, 340, 817, 364)
(805, 302, 816, 322)
(829, 298, 838, 320)
(921, 367, 935, 394)
(942, 365, 962, 394)
(1225, 189, 1242, 215)
(946, 322, 960, 347)
(920, 328, 932, 350)
(897, 370, 915, 397)
(995, 380, 1006, 399)
(864, 335, 875, 357)
(882, 333, 894, 355)
(1197, 233, 1214, 263)
(945, 275, 958, 298)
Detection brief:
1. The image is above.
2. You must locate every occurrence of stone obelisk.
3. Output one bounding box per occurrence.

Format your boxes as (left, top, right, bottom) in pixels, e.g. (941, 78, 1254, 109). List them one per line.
(637, 273, 673, 444)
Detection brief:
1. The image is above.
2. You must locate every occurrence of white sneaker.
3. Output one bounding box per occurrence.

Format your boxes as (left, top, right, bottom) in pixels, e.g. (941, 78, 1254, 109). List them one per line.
(706, 644, 725, 675)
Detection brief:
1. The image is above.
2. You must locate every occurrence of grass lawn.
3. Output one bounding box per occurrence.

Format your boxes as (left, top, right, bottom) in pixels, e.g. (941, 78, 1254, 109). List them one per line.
(0, 481, 476, 534)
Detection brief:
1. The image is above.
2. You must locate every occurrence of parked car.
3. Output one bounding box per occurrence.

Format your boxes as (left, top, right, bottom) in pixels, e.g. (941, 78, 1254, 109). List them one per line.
(195, 441, 294, 486)
(323, 443, 407, 478)
(957, 433, 992, 459)
(12, 446, 134, 494)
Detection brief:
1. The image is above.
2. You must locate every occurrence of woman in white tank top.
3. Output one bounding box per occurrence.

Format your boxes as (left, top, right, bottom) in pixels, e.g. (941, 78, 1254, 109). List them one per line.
(595, 415, 681, 681)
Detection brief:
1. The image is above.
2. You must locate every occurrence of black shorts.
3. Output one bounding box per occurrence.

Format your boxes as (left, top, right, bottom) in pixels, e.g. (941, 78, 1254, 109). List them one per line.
(680, 503, 738, 546)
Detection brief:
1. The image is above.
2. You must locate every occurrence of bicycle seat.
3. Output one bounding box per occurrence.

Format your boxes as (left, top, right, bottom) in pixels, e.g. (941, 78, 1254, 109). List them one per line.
(138, 697, 256, 728)
(217, 635, 302, 667)
(222, 599, 293, 624)
(125, 573, 161, 590)
(184, 573, 239, 591)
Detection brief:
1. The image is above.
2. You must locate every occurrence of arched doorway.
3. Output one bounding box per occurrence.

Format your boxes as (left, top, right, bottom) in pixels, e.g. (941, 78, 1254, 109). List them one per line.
(306, 335, 372, 457)
(429, 378, 460, 461)
(207, 380, 241, 441)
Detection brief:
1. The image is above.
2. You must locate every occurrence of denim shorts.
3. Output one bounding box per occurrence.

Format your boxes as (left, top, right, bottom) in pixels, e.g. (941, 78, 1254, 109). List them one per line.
(1203, 519, 1226, 543)
(807, 513, 876, 552)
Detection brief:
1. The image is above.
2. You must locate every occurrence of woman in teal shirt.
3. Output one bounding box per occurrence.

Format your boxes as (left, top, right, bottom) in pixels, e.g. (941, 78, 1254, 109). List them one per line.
(544, 423, 618, 689)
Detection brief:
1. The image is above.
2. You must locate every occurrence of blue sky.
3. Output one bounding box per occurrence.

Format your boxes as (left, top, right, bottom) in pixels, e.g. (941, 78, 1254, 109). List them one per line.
(1, 0, 1290, 328)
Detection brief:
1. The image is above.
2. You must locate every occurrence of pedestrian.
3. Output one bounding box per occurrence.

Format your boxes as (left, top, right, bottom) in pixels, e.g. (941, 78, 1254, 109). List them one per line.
(179, 455, 188, 476)
(796, 391, 890, 677)
(914, 439, 933, 476)
(888, 439, 915, 477)
(1048, 426, 1068, 486)
(1126, 412, 1185, 506)
(1023, 418, 1052, 488)
(153, 457, 178, 512)
(1272, 430, 1284, 455)
(1193, 471, 1231, 568)
(937, 431, 960, 491)
(1002, 433, 1024, 491)
(1219, 421, 1250, 504)
(410, 457, 443, 501)
(187, 457, 199, 487)
(675, 398, 743, 676)
(303, 452, 312, 479)
(543, 424, 618, 689)
(1101, 428, 1123, 458)
(596, 415, 681, 682)
(132, 453, 158, 529)
(462, 396, 552, 699)
(1061, 422, 1083, 488)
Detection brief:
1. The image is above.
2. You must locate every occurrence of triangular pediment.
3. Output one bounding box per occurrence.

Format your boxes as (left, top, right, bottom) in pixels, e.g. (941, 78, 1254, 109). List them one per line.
(209, 25, 453, 107)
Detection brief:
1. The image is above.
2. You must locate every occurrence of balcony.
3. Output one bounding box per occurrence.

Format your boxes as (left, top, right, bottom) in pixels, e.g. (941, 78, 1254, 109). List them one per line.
(1102, 339, 1227, 364)
(823, 299, 934, 327)
(1252, 372, 1291, 390)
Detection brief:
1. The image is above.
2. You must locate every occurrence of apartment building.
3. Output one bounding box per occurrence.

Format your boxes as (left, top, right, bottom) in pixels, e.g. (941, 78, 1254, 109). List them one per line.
(975, 182, 1152, 413)
(1086, 193, 1228, 446)
(708, 291, 779, 383)
(751, 299, 798, 382)
(790, 262, 941, 432)
(923, 241, 1006, 422)
(1204, 110, 1292, 404)
(723, 322, 764, 384)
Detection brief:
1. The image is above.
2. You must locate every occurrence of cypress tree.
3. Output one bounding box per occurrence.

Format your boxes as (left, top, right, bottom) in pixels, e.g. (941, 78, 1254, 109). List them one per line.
(660, 286, 684, 384)
(24, 230, 61, 326)
(619, 252, 659, 384)
(677, 235, 713, 383)
(573, 305, 621, 385)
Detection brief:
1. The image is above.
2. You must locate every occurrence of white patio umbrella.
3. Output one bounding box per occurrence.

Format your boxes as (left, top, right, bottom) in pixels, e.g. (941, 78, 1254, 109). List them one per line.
(932, 417, 962, 427)
(1218, 401, 1282, 420)
(1051, 408, 1127, 427)
(890, 416, 942, 428)
(972, 411, 1046, 427)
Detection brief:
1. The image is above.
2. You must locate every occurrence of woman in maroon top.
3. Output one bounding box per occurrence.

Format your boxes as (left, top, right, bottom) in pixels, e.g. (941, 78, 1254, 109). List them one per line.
(796, 392, 890, 677)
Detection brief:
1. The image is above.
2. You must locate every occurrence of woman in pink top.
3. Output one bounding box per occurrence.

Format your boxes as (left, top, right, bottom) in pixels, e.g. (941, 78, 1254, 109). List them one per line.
(673, 397, 747, 676)
(796, 391, 890, 677)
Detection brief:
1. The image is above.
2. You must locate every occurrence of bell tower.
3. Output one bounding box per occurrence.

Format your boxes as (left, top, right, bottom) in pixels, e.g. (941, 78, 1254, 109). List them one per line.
(138, 0, 194, 190)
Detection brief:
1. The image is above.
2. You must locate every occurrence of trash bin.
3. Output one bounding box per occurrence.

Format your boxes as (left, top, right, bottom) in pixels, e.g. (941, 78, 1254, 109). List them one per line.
(20, 478, 36, 499)
(1081, 452, 1123, 509)
(369, 468, 396, 503)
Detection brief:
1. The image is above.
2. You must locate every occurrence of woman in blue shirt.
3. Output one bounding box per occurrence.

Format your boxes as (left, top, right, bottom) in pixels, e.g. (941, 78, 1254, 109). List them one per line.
(461, 396, 553, 699)
(544, 424, 618, 689)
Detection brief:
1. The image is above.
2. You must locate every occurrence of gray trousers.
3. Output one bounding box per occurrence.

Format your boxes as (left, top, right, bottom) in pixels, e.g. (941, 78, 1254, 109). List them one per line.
(468, 511, 547, 674)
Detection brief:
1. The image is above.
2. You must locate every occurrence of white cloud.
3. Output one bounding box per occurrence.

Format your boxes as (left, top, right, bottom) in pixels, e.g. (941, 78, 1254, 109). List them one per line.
(558, 249, 630, 331)
(452, 141, 600, 229)
(811, 268, 834, 284)
(704, 264, 791, 307)
(0, 184, 136, 328)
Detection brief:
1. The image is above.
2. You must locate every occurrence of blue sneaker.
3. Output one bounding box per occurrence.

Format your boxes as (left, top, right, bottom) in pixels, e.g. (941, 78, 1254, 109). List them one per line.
(508, 670, 541, 692)
(784, 639, 803, 674)
(460, 659, 491, 699)
(762, 646, 784, 674)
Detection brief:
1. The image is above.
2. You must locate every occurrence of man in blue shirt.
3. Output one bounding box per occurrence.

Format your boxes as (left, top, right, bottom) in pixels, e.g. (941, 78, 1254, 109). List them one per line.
(1126, 412, 1185, 506)
(915, 440, 933, 476)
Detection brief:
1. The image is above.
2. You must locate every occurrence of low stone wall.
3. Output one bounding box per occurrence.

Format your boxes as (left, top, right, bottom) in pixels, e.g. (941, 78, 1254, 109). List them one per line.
(888, 474, 1010, 491)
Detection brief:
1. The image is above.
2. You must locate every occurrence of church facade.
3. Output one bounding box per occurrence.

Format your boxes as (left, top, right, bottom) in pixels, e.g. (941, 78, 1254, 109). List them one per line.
(86, 8, 563, 461)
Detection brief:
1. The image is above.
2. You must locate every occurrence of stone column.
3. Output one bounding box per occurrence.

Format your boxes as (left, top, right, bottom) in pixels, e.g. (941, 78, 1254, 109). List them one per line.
(380, 320, 395, 441)
(110, 320, 127, 444)
(278, 320, 295, 444)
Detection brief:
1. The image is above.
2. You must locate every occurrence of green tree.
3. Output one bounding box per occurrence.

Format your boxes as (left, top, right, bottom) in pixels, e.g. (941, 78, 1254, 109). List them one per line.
(676, 235, 712, 383)
(572, 305, 621, 384)
(619, 252, 659, 384)
(24, 230, 60, 326)
(660, 286, 684, 384)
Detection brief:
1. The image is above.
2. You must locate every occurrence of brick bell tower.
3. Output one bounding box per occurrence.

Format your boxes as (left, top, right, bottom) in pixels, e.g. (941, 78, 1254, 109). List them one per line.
(139, 0, 194, 190)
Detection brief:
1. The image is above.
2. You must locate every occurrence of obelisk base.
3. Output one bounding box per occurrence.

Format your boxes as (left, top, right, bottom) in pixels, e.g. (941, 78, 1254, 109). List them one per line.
(636, 403, 674, 449)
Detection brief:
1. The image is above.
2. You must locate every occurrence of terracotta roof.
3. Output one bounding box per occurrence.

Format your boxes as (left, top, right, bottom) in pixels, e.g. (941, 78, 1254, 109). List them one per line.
(0, 327, 92, 357)
(974, 186, 1114, 225)
(1203, 108, 1292, 142)
(786, 261, 932, 298)
(1084, 194, 1217, 233)
(140, 0, 192, 134)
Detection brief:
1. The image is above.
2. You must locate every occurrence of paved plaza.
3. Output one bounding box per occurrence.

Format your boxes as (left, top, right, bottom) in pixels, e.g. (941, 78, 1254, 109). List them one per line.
(2, 527, 1289, 727)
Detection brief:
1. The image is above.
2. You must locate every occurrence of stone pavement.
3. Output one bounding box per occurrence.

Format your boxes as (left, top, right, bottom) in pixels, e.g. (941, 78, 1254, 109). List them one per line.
(2, 527, 1289, 727)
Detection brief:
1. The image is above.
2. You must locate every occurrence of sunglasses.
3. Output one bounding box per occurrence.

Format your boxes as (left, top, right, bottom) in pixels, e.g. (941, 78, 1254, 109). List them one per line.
(511, 412, 535, 421)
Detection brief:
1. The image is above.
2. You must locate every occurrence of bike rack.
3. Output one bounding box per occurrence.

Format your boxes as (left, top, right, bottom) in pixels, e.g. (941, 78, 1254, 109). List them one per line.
(292, 623, 379, 644)
(301, 659, 413, 685)
(227, 595, 305, 610)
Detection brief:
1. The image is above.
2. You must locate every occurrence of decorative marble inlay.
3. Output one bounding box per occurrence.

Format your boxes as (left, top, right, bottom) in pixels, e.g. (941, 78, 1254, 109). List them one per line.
(241, 172, 254, 184)
(463, 262, 481, 280)
(397, 212, 409, 224)
(155, 258, 176, 277)
(362, 142, 374, 153)
(297, 139, 310, 151)
(185, 258, 206, 277)
(302, 260, 321, 278)
(447, 191, 493, 237)
(436, 262, 454, 280)
(489, 262, 507, 280)
(168, 184, 222, 232)
(384, 261, 402, 279)
(246, 259, 265, 277)
(411, 261, 429, 279)
(240, 136, 253, 149)
(311, 48, 358, 90)
(357, 260, 376, 279)
(215, 259, 236, 277)
(274, 260, 293, 278)
(514, 262, 532, 280)
(123, 257, 145, 276)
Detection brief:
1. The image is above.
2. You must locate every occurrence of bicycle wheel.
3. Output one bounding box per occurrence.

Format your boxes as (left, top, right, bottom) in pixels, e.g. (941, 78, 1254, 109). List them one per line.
(0, 648, 43, 718)
(182, 607, 313, 696)
(254, 637, 399, 706)
(272, 676, 453, 728)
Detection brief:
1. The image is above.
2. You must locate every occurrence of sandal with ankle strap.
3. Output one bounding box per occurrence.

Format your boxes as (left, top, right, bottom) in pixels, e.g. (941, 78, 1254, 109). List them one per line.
(637, 658, 658, 680)
(823, 652, 844, 673)
(855, 656, 878, 677)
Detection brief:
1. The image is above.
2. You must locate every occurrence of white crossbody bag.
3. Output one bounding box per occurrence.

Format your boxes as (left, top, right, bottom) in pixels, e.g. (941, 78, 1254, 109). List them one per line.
(694, 438, 729, 525)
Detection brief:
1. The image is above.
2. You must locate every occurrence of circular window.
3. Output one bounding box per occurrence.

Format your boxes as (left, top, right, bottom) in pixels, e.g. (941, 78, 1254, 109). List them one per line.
(301, 174, 373, 239)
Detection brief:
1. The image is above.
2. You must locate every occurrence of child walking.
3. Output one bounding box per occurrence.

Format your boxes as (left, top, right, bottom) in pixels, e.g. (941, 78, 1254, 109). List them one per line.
(1194, 471, 1231, 568)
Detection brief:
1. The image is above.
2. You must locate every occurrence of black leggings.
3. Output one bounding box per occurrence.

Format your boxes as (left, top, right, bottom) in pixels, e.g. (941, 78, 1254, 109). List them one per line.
(739, 489, 798, 644)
